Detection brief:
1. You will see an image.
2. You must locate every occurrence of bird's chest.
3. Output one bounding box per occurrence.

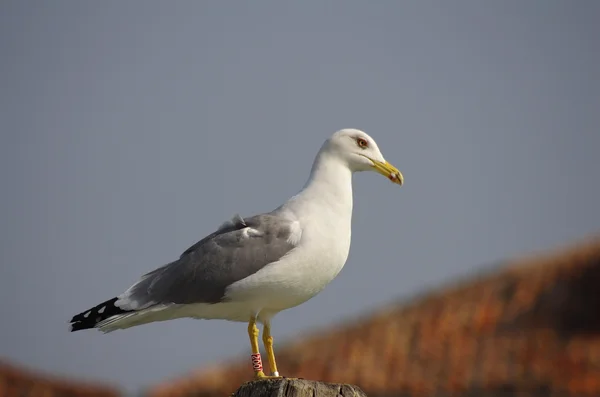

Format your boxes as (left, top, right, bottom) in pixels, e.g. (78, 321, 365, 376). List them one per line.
(292, 219, 352, 290)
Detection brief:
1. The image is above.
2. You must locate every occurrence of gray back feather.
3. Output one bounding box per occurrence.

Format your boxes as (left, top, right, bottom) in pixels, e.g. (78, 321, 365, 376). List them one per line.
(120, 213, 297, 308)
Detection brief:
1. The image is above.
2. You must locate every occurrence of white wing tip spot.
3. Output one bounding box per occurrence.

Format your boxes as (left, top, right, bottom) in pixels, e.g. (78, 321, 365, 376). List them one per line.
(83, 311, 91, 318)
(98, 306, 106, 314)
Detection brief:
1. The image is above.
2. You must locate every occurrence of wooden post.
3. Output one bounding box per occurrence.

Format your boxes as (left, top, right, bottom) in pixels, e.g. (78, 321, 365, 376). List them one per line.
(232, 379, 367, 397)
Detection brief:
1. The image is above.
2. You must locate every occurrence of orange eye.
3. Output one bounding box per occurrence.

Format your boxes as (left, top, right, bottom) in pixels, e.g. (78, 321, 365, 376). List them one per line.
(356, 138, 368, 148)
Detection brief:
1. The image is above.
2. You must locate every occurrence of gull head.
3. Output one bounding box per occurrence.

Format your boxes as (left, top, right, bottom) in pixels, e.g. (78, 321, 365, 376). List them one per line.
(325, 128, 404, 185)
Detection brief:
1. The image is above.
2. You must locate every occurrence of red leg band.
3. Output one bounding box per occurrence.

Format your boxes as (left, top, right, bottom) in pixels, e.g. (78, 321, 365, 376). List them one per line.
(250, 353, 263, 372)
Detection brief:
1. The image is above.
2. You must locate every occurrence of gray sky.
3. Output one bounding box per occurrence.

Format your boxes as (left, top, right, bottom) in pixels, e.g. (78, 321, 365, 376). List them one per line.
(1, 0, 599, 392)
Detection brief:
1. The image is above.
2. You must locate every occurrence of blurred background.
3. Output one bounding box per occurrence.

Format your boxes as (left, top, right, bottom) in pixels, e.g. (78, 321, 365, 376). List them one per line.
(1, 1, 599, 396)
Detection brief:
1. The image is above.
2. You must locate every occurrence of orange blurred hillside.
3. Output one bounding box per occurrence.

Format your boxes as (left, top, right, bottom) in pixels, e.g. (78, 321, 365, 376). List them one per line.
(3, 235, 600, 397)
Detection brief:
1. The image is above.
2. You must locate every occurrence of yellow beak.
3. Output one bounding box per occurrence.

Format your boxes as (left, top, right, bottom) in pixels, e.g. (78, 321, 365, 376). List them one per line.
(371, 160, 404, 185)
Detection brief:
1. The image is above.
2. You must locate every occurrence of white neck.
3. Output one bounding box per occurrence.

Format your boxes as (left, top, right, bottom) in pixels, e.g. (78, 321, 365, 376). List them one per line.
(282, 150, 354, 223)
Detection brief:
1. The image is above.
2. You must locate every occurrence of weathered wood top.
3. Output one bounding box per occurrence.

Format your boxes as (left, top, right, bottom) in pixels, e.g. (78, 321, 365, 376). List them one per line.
(232, 379, 367, 397)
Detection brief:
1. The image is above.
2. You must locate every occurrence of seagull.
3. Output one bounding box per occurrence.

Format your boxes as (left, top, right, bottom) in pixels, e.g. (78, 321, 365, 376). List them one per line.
(69, 128, 403, 379)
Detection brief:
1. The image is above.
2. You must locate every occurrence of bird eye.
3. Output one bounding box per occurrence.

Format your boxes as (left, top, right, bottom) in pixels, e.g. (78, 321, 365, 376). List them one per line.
(356, 138, 368, 148)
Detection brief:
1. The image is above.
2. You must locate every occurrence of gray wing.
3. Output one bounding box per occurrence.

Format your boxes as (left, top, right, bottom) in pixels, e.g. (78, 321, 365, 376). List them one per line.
(117, 213, 297, 310)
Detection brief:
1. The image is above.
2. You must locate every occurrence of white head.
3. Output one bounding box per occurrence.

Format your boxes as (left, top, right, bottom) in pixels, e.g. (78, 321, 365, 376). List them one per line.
(323, 128, 403, 185)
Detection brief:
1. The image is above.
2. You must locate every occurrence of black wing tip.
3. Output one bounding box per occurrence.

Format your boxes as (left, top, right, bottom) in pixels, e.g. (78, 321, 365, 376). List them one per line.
(69, 321, 90, 332)
(69, 297, 128, 332)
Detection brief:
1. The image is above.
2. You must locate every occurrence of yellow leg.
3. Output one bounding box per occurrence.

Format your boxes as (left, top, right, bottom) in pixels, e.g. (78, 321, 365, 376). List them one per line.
(262, 322, 281, 377)
(247, 317, 266, 378)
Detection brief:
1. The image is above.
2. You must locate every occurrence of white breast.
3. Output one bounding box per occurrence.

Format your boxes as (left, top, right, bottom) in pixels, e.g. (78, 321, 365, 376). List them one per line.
(224, 216, 351, 313)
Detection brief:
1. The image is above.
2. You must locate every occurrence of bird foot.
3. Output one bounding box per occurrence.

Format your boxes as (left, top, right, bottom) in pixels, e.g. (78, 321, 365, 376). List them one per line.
(254, 371, 284, 380)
